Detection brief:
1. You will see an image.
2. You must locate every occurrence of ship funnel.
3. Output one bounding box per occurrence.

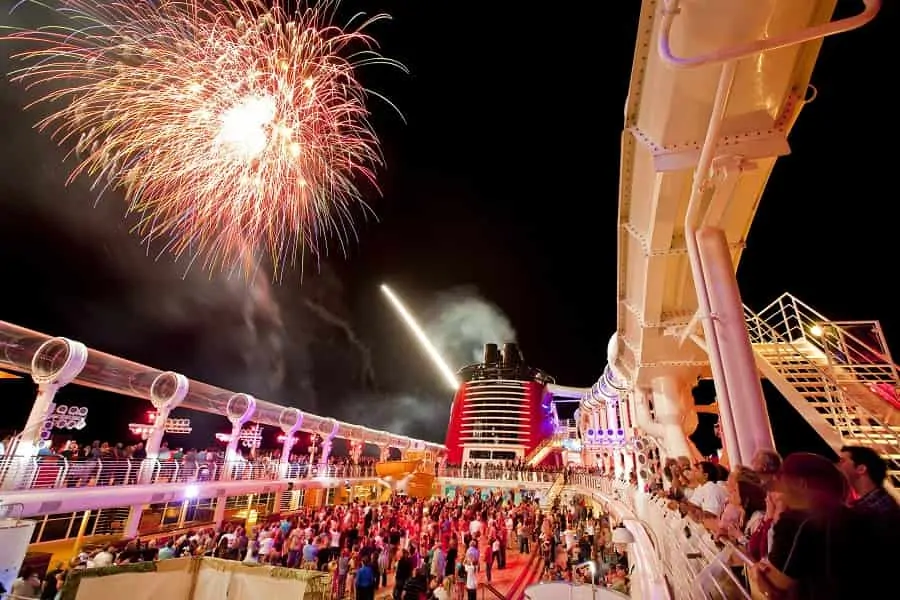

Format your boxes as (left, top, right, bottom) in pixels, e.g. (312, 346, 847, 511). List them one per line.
(501, 342, 523, 367)
(483, 343, 500, 365)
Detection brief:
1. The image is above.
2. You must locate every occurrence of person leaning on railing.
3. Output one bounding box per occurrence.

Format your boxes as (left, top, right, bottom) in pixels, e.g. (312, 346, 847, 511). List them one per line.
(747, 453, 886, 600)
(676, 461, 729, 523)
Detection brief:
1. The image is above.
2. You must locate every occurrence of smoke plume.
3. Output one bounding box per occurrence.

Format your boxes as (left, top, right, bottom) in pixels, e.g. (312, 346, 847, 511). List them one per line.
(425, 287, 517, 367)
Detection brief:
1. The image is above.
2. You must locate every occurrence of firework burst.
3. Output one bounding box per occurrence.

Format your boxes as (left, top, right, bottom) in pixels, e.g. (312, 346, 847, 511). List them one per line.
(3, 0, 402, 276)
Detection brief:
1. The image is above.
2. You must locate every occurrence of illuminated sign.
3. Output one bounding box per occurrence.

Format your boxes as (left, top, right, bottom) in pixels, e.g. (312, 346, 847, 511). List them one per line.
(41, 403, 88, 439)
(216, 424, 263, 449)
(128, 410, 192, 440)
(582, 428, 627, 448)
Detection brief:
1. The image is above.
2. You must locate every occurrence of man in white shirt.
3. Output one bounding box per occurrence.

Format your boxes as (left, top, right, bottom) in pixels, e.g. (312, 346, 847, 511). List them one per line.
(92, 546, 115, 567)
(687, 461, 729, 517)
(464, 559, 478, 600)
(469, 518, 482, 538)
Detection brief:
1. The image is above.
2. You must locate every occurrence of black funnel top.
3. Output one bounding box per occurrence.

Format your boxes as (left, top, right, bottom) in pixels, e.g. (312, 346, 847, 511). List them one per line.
(483, 343, 500, 365)
(501, 342, 522, 367)
(458, 342, 554, 385)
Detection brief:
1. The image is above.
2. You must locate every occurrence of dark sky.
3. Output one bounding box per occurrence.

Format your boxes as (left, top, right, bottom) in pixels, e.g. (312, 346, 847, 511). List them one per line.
(0, 1, 897, 452)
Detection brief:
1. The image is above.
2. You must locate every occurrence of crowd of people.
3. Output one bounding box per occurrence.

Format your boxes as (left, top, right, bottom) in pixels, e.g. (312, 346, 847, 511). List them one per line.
(651, 445, 900, 599)
(11, 477, 640, 600)
(9, 432, 900, 600)
(536, 495, 631, 594)
(13, 490, 541, 600)
(441, 461, 563, 481)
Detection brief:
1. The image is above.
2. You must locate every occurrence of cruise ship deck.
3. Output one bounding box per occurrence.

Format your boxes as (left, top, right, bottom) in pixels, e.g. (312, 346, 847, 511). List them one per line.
(0, 2, 895, 600)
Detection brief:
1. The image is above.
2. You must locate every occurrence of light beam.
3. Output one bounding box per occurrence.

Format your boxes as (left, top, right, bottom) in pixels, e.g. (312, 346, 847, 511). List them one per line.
(380, 283, 459, 391)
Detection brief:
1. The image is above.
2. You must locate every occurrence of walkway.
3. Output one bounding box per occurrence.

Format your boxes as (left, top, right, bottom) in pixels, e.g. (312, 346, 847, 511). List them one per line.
(374, 547, 543, 600)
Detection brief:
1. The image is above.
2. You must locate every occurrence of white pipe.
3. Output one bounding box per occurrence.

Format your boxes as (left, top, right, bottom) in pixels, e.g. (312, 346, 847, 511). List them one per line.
(698, 226, 776, 459)
(684, 60, 742, 466)
(659, 0, 882, 69)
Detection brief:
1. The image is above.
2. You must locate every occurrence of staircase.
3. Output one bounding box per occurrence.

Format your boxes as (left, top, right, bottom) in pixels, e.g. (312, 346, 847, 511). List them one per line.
(744, 293, 900, 486)
(540, 473, 565, 510)
(524, 435, 560, 467)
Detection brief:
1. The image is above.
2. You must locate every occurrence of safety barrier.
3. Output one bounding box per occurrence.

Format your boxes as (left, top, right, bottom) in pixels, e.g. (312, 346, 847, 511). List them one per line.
(0, 457, 376, 491)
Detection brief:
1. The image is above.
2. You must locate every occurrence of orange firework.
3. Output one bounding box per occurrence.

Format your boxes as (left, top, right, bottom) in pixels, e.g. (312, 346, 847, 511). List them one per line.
(4, 0, 402, 276)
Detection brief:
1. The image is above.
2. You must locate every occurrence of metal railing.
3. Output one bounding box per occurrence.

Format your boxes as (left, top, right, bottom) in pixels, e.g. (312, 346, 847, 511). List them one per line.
(744, 305, 856, 429)
(744, 298, 900, 482)
(0, 455, 561, 495)
(0, 457, 377, 491)
(751, 293, 900, 391)
(540, 473, 566, 509)
(523, 436, 561, 466)
(570, 474, 754, 600)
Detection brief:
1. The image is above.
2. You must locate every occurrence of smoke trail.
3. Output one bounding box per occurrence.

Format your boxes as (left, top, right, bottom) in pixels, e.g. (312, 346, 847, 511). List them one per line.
(331, 392, 449, 440)
(425, 286, 517, 368)
(303, 298, 376, 388)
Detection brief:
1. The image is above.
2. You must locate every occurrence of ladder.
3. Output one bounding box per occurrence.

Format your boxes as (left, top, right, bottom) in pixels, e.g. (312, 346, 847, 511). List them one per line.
(744, 293, 900, 486)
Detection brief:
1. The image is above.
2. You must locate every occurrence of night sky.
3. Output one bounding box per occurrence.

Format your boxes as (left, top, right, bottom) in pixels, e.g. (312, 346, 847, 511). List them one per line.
(0, 1, 896, 455)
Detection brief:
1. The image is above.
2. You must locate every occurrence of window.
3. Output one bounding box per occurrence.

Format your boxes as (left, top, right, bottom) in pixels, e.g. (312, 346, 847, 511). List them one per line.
(492, 450, 517, 460)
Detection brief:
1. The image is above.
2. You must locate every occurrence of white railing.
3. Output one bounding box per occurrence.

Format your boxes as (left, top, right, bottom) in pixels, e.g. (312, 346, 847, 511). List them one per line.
(569, 474, 754, 600)
(748, 293, 900, 389)
(744, 299, 900, 484)
(540, 474, 566, 509)
(523, 435, 562, 465)
(0, 457, 376, 491)
(0, 457, 562, 494)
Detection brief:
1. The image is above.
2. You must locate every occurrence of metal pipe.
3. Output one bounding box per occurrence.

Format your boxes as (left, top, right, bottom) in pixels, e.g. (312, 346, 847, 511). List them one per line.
(698, 226, 776, 459)
(683, 60, 742, 466)
(658, 0, 882, 69)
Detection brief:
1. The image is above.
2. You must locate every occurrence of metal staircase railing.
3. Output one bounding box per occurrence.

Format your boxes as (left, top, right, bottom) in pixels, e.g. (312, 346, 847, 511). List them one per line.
(743, 295, 900, 485)
(540, 473, 565, 510)
(747, 293, 900, 424)
(523, 434, 562, 466)
(523, 420, 577, 466)
(753, 293, 900, 390)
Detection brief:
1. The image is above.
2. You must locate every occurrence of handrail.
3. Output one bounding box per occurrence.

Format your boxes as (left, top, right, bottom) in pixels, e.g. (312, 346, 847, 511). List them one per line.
(757, 294, 883, 361)
(745, 306, 850, 404)
(523, 434, 563, 466)
(479, 582, 505, 600)
(437, 467, 558, 484)
(0, 457, 378, 491)
(744, 305, 900, 453)
(763, 293, 900, 378)
(753, 295, 900, 416)
(572, 474, 758, 600)
(744, 305, 893, 385)
(658, 0, 881, 69)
